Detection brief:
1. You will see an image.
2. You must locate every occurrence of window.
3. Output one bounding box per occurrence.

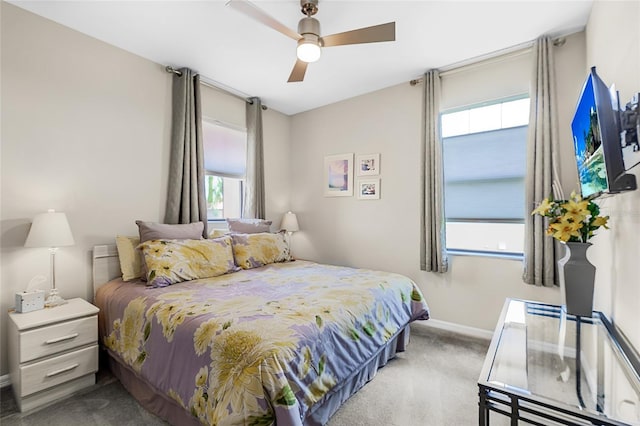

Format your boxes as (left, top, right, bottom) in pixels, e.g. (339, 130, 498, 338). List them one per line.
(202, 119, 246, 220)
(441, 97, 529, 255)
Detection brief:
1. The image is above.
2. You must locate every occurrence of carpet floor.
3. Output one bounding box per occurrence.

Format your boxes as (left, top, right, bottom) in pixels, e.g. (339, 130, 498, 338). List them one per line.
(0, 325, 490, 426)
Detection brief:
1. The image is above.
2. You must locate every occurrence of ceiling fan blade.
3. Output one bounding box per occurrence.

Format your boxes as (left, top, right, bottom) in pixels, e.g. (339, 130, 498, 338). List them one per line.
(227, 0, 301, 40)
(288, 59, 308, 83)
(321, 22, 395, 47)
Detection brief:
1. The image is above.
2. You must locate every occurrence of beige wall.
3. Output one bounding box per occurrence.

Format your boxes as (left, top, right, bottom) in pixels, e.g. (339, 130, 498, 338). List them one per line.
(585, 0, 640, 351)
(289, 32, 588, 333)
(0, 3, 292, 376)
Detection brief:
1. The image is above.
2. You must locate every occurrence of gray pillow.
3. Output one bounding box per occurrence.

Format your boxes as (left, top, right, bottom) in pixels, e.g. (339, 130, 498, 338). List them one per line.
(136, 220, 205, 243)
(226, 218, 272, 234)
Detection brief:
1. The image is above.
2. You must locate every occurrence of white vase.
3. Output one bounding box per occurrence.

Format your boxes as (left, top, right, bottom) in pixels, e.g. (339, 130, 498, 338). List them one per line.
(558, 242, 596, 317)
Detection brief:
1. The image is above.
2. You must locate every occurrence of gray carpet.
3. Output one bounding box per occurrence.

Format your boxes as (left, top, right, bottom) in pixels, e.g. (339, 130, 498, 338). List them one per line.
(0, 325, 490, 426)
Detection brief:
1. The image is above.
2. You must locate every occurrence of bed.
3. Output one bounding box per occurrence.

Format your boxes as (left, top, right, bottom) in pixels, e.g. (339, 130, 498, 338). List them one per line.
(93, 241, 429, 426)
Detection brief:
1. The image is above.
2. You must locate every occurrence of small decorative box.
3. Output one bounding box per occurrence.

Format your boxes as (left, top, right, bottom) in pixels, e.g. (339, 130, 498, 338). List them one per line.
(15, 290, 45, 313)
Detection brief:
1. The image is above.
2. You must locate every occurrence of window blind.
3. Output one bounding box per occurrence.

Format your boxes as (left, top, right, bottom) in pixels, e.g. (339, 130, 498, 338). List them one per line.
(203, 120, 247, 179)
(443, 125, 527, 220)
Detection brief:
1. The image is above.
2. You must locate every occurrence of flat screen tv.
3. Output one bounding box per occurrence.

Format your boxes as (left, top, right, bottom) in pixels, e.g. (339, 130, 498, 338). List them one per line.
(571, 67, 637, 198)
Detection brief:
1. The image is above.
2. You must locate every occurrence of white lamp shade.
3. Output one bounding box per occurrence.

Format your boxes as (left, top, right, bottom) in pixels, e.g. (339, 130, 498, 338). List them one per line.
(25, 210, 75, 248)
(296, 41, 321, 63)
(280, 211, 299, 233)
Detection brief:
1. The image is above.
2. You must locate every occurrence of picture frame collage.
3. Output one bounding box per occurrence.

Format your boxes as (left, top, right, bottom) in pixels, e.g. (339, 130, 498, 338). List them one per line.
(323, 153, 380, 200)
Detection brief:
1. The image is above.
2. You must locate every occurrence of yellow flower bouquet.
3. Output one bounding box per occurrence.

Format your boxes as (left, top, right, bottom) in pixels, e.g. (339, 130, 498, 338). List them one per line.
(531, 191, 609, 243)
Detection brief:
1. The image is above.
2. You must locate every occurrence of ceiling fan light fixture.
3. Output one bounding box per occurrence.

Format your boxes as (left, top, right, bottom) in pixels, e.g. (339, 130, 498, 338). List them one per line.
(297, 35, 321, 63)
(228, 0, 397, 82)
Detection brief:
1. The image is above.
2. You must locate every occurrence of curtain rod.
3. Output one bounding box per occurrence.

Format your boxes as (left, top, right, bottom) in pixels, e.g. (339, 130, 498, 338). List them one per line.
(409, 36, 567, 86)
(165, 66, 267, 110)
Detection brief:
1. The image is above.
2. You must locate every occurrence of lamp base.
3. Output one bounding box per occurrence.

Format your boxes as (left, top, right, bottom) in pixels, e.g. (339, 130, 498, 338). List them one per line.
(45, 288, 68, 308)
(286, 231, 293, 256)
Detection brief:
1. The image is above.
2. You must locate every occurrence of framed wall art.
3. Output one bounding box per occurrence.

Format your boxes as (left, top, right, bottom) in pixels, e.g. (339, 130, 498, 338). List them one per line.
(324, 153, 353, 197)
(357, 178, 381, 200)
(356, 153, 380, 176)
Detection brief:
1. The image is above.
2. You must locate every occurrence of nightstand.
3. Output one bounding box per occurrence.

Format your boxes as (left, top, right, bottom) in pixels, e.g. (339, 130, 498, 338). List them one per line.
(8, 297, 100, 412)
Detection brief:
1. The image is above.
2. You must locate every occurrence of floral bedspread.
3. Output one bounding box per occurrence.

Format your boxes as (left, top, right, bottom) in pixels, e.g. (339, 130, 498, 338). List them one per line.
(96, 260, 429, 426)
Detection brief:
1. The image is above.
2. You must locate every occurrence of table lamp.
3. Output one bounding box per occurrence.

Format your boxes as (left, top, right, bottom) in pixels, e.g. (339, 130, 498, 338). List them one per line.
(25, 209, 75, 307)
(280, 211, 299, 252)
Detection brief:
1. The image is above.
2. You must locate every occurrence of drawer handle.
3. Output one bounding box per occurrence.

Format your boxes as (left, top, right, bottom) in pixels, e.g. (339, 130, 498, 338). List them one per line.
(44, 333, 79, 344)
(45, 363, 79, 378)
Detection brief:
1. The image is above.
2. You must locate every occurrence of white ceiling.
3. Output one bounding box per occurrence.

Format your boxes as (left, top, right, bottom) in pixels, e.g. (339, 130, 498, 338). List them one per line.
(9, 0, 593, 115)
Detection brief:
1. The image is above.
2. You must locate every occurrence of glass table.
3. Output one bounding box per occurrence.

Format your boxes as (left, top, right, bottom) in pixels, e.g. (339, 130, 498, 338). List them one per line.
(478, 299, 640, 425)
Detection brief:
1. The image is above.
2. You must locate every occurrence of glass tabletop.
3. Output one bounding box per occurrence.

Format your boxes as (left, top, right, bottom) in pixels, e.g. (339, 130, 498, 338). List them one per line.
(484, 299, 640, 425)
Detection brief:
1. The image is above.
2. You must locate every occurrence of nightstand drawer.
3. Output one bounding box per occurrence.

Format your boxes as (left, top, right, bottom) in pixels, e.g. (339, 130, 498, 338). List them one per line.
(19, 316, 97, 363)
(19, 344, 98, 397)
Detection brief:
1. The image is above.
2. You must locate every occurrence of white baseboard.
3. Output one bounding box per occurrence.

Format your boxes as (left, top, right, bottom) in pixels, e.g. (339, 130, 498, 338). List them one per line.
(417, 318, 493, 340)
(0, 374, 10, 389)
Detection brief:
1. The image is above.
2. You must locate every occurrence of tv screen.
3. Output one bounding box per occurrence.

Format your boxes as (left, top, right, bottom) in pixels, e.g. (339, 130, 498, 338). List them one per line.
(571, 72, 607, 197)
(571, 67, 636, 198)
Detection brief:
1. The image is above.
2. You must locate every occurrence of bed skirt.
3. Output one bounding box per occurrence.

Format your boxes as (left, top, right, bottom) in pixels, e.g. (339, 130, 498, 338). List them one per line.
(305, 324, 411, 425)
(107, 355, 202, 426)
(105, 324, 411, 426)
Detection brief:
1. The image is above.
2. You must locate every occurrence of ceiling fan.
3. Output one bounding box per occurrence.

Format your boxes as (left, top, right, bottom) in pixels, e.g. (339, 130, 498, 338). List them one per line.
(227, 0, 396, 83)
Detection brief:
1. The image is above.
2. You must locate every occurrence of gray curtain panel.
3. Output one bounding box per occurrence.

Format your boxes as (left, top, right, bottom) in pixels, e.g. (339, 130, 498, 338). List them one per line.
(420, 70, 449, 273)
(165, 68, 208, 237)
(523, 37, 563, 286)
(243, 97, 266, 219)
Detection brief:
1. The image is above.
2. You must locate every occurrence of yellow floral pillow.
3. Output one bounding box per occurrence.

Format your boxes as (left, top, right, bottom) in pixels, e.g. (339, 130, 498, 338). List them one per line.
(139, 237, 238, 287)
(231, 232, 292, 269)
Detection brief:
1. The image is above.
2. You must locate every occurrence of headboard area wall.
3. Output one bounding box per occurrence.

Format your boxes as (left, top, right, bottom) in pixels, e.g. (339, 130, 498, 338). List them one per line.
(92, 245, 121, 295)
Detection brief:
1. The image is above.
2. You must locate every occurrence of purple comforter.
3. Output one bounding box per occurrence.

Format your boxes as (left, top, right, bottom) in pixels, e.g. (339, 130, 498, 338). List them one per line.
(96, 260, 429, 425)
